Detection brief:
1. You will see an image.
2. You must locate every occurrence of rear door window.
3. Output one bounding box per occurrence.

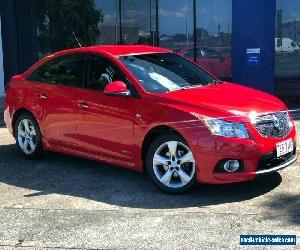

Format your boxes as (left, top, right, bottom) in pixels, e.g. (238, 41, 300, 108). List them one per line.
(28, 54, 85, 88)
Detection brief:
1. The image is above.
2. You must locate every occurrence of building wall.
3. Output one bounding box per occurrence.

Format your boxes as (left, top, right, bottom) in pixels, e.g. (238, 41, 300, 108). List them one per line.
(1, 0, 299, 97)
(232, 0, 276, 93)
(1, 0, 19, 87)
(0, 17, 4, 97)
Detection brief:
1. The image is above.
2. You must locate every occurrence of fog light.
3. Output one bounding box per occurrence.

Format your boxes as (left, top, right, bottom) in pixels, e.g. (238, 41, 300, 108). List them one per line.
(224, 160, 240, 173)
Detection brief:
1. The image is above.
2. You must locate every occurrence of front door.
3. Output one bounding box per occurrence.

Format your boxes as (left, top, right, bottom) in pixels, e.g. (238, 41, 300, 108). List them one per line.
(75, 55, 135, 165)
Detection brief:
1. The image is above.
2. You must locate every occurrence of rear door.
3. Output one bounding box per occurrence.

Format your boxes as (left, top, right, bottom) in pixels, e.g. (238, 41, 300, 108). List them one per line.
(27, 54, 85, 148)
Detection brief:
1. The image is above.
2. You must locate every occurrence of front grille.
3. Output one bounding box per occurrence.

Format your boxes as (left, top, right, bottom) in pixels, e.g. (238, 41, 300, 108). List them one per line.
(257, 148, 296, 171)
(253, 111, 291, 138)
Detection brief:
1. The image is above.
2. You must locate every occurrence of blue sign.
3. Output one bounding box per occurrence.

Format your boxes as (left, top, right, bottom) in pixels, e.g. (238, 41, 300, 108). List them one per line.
(246, 48, 261, 66)
(240, 235, 297, 246)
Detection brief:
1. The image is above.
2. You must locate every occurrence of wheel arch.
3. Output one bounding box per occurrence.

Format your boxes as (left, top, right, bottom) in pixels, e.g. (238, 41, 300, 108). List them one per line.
(12, 108, 37, 137)
(141, 125, 185, 170)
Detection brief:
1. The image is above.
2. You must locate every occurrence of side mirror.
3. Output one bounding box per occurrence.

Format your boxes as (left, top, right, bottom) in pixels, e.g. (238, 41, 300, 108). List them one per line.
(103, 81, 130, 97)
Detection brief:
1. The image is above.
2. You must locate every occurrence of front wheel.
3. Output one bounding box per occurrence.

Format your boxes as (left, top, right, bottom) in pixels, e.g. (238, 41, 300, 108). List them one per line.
(145, 133, 196, 193)
(14, 113, 43, 159)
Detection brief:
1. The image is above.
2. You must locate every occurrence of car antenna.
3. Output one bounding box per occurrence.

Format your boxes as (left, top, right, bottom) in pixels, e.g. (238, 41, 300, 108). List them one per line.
(72, 32, 82, 47)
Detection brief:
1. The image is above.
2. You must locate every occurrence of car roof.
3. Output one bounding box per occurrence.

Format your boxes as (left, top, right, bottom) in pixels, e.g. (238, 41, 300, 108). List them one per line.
(52, 45, 171, 57)
(23, 45, 172, 78)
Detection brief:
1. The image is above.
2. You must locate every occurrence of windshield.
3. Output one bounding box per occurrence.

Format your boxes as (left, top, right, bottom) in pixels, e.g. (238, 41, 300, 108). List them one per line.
(120, 53, 216, 93)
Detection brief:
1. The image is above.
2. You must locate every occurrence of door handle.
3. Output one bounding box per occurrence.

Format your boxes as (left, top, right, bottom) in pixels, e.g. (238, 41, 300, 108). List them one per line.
(79, 102, 89, 109)
(38, 94, 47, 100)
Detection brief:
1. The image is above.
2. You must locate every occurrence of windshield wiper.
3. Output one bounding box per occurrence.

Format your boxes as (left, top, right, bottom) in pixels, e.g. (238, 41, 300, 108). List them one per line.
(170, 85, 191, 92)
(208, 79, 224, 85)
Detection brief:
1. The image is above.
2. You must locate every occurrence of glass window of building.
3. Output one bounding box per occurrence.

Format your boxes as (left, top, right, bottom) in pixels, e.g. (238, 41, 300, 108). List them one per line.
(158, 0, 194, 54)
(121, 0, 156, 45)
(36, 0, 116, 58)
(96, 0, 119, 45)
(276, 1, 300, 96)
(196, 0, 232, 81)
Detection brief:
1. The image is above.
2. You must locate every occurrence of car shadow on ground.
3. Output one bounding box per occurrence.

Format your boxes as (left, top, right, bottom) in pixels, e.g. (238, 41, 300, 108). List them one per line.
(262, 193, 300, 226)
(0, 143, 283, 209)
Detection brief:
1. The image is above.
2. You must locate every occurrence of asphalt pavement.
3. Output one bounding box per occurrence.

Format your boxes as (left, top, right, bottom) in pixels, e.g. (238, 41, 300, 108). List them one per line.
(0, 115, 299, 249)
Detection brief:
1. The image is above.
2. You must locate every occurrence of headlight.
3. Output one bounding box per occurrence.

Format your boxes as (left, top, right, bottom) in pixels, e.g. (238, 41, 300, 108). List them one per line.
(205, 118, 249, 138)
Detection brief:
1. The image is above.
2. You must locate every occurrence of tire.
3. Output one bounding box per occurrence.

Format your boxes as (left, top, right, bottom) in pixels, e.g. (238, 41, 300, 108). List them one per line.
(14, 113, 43, 159)
(145, 133, 196, 193)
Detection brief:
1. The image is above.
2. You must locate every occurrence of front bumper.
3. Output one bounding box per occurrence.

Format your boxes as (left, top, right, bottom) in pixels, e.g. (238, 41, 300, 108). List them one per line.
(190, 124, 297, 184)
(256, 155, 297, 175)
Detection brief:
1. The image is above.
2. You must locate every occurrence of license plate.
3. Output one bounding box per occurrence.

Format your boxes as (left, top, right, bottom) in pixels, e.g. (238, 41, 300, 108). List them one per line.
(276, 138, 294, 157)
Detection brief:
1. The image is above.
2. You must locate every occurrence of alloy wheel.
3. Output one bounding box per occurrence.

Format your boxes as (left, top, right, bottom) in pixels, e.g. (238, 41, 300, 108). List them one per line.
(152, 141, 195, 189)
(17, 118, 37, 155)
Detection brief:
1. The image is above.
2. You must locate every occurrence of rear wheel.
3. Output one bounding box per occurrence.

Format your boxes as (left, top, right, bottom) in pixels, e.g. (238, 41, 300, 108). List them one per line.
(145, 133, 196, 193)
(14, 113, 43, 159)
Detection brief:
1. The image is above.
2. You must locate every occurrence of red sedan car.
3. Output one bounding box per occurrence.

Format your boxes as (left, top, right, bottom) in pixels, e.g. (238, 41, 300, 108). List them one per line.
(4, 45, 297, 193)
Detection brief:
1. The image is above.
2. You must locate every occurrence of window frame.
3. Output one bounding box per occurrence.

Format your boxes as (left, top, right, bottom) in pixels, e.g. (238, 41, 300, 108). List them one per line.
(27, 51, 140, 97)
(27, 53, 86, 89)
(83, 54, 126, 91)
(83, 52, 140, 97)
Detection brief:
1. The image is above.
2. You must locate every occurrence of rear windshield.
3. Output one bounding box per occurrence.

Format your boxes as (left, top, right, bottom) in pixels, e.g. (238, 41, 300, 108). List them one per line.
(120, 53, 215, 93)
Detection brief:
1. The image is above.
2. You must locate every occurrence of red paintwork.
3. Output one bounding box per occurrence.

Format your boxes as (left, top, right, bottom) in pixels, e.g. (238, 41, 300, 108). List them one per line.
(4, 45, 296, 185)
(178, 47, 232, 79)
(103, 81, 128, 95)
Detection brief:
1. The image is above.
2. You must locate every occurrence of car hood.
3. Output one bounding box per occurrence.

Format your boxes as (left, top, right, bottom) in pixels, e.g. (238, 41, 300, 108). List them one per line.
(155, 82, 287, 121)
